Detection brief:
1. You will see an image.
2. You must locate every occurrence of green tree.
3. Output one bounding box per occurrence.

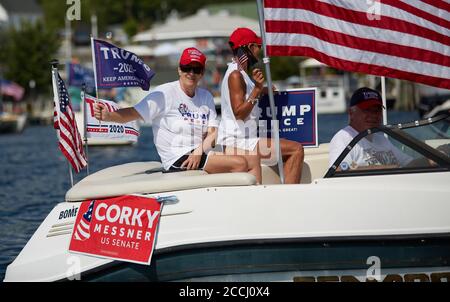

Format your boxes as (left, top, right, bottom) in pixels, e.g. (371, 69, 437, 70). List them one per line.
(2, 21, 60, 95)
(38, 0, 252, 38)
(268, 57, 303, 81)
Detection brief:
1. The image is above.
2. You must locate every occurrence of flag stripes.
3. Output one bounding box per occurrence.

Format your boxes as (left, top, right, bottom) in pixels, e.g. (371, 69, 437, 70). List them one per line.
(52, 70, 87, 173)
(263, 0, 450, 89)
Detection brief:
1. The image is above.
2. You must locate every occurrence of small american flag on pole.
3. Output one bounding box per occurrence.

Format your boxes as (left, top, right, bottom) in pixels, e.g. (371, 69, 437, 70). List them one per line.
(52, 70, 87, 173)
(0, 79, 25, 101)
(73, 200, 95, 241)
(263, 0, 450, 89)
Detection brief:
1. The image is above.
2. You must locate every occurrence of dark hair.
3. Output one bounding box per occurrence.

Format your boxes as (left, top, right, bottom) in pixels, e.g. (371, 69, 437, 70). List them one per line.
(230, 44, 250, 57)
(229, 42, 240, 56)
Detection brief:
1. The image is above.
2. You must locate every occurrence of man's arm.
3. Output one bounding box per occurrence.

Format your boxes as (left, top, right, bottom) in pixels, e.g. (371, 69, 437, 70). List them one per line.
(94, 103, 142, 123)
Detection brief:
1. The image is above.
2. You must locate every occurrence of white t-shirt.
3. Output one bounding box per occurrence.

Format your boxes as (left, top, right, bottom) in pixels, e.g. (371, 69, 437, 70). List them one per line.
(134, 80, 219, 170)
(329, 125, 412, 169)
(217, 61, 262, 151)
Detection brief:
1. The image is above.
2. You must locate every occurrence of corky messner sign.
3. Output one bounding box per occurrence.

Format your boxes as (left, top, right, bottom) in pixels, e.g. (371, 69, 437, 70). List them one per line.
(258, 88, 318, 147)
(69, 195, 163, 265)
(84, 94, 139, 142)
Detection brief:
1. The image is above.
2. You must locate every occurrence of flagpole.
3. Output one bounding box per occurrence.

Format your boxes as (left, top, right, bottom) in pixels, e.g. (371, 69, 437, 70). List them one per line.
(256, 0, 285, 184)
(90, 35, 102, 129)
(68, 162, 74, 187)
(90, 36, 99, 100)
(381, 76, 387, 125)
(51, 60, 75, 187)
(81, 84, 90, 176)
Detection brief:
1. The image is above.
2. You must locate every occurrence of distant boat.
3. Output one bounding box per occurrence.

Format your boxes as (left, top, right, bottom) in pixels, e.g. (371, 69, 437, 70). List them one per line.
(0, 112, 27, 134)
(416, 84, 450, 118)
(299, 58, 347, 114)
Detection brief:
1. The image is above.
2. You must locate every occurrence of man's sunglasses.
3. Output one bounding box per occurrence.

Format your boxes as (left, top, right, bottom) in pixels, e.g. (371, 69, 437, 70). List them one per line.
(180, 65, 204, 74)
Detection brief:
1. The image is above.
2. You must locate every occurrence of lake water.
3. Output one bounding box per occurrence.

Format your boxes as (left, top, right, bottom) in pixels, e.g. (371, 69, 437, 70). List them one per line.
(0, 111, 420, 280)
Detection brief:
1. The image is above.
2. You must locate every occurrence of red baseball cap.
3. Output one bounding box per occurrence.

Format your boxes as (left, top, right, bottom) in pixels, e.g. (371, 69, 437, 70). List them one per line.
(179, 47, 206, 68)
(229, 27, 262, 50)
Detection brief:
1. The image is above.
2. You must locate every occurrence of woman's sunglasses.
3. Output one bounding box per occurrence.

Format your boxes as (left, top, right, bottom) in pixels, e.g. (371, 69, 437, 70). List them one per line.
(180, 65, 204, 75)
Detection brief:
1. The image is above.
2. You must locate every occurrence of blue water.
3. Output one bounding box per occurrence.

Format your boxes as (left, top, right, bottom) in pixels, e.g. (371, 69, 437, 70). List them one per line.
(0, 111, 419, 280)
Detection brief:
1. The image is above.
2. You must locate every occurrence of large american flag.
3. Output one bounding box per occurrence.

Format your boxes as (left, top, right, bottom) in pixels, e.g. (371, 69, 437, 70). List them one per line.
(52, 71, 87, 173)
(263, 0, 450, 89)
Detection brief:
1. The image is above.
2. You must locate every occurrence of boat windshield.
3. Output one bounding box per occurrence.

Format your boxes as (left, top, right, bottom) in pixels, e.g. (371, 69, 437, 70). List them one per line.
(325, 114, 450, 178)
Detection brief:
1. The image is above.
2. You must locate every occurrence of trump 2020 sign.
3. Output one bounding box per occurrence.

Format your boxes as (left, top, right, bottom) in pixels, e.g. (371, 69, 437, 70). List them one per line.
(69, 195, 163, 265)
(258, 88, 318, 147)
(92, 39, 155, 91)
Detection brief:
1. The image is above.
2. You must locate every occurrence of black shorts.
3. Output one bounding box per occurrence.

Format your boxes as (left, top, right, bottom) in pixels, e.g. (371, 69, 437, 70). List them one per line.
(166, 150, 209, 172)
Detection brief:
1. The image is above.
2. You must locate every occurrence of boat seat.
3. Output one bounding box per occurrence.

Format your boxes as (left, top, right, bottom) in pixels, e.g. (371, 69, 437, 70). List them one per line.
(65, 161, 257, 202)
(260, 143, 330, 184)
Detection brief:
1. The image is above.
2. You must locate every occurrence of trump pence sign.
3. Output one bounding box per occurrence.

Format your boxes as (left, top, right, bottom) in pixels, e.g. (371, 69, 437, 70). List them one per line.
(258, 88, 318, 147)
(69, 195, 163, 265)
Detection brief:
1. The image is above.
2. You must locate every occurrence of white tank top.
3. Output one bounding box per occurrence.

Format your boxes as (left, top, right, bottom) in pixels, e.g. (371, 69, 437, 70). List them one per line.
(217, 61, 261, 151)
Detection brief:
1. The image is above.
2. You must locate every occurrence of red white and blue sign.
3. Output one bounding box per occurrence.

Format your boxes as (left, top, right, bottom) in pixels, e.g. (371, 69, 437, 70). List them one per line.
(92, 39, 155, 91)
(84, 94, 140, 142)
(258, 88, 318, 147)
(69, 195, 163, 265)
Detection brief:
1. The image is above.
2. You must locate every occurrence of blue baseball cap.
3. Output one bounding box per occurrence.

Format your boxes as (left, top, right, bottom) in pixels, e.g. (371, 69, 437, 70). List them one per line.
(350, 87, 385, 109)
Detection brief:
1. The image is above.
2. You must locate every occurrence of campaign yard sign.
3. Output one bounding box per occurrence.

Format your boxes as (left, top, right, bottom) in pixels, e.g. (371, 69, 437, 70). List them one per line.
(92, 39, 155, 91)
(258, 88, 318, 147)
(69, 195, 163, 265)
(84, 94, 139, 142)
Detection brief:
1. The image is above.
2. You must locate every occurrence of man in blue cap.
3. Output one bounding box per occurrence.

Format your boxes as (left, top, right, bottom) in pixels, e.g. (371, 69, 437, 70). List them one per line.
(329, 87, 412, 170)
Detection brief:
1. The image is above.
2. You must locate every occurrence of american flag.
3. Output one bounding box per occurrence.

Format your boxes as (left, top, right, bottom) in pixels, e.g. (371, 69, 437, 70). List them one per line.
(74, 200, 95, 241)
(263, 0, 450, 89)
(52, 71, 87, 173)
(0, 79, 25, 101)
(237, 51, 249, 71)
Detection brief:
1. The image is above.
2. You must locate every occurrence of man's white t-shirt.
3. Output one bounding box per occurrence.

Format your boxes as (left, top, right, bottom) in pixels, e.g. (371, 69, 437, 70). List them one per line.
(329, 125, 412, 169)
(134, 80, 219, 170)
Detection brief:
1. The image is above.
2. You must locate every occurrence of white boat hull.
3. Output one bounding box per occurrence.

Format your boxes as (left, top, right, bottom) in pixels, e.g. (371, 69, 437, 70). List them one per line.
(4, 171, 450, 282)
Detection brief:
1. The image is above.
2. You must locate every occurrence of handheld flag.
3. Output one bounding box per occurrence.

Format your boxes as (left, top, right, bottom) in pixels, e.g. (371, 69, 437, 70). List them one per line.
(263, 0, 450, 89)
(84, 94, 140, 142)
(92, 38, 156, 91)
(52, 70, 87, 173)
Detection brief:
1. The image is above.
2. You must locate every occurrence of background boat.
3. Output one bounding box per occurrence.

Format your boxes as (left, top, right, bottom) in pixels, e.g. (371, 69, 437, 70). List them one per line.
(0, 112, 27, 134)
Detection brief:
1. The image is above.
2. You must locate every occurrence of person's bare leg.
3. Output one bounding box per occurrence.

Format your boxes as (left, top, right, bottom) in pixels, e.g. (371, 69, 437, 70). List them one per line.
(280, 139, 304, 184)
(224, 147, 262, 184)
(258, 138, 304, 184)
(203, 152, 249, 174)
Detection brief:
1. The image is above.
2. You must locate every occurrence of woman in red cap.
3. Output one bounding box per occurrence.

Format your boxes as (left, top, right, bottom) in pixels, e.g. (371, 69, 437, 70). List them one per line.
(93, 47, 249, 175)
(217, 28, 304, 184)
